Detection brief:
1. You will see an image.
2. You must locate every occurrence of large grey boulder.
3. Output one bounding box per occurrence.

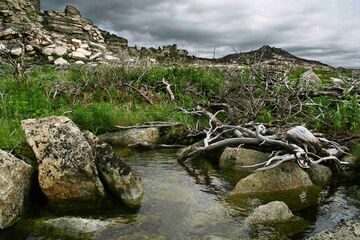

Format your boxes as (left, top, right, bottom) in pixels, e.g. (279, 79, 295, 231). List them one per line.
(21, 116, 105, 203)
(245, 201, 294, 224)
(84, 132, 143, 205)
(231, 162, 314, 195)
(98, 128, 159, 146)
(0, 150, 32, 229)
(219, 147, 268, 171)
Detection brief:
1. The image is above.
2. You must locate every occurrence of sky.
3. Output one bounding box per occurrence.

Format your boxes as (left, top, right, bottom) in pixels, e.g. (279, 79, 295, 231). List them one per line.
(41, 0, 360, 67)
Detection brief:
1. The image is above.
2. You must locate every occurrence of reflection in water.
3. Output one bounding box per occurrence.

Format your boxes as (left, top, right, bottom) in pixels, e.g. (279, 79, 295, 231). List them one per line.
(0, 149, 359, 240)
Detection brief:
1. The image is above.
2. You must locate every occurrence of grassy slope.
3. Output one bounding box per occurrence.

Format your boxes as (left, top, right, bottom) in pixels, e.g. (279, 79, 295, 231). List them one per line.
(0, 64, 359, 157)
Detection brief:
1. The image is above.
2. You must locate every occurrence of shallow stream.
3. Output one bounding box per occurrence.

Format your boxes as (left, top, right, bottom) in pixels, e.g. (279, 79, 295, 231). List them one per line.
(1, 149, 359, 239)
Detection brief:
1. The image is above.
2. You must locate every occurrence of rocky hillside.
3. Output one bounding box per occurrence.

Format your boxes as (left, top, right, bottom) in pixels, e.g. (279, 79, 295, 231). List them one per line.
(0, 0, 131, 66)
(220, 45, 328, 67)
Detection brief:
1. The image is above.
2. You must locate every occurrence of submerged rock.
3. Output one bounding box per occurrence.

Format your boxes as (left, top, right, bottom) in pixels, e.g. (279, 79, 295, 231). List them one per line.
(84, 132, 143, 205)
(0, 150, 32, 229)
(231, 162, 314, 195)
(44, 217, 111, 233)
(21, 116, 105, 203)
(245, 201, 294, 224)
(98, 128, 159, 146)
(219, 147, 268, 171)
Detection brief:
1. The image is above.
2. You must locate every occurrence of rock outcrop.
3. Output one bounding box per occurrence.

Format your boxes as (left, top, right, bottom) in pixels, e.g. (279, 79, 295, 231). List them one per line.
(0, 149, 32, 229)
(245, 201, 294, 224)
(21, 116, 106, 203)
(231, 162, 314, 195)
(84, 131, 143, 205)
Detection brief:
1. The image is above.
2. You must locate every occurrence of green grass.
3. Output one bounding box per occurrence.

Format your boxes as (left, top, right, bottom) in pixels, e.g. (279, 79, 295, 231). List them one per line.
(0, 64, 359, 153)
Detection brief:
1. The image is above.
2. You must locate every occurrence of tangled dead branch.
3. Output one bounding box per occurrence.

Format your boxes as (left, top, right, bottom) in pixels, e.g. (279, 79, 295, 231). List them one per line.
(177, 107, 350, 171)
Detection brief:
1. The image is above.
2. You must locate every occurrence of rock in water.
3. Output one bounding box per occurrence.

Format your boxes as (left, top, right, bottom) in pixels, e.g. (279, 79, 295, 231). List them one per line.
(0, 150, 32, 229)
(231, 162, 314, 195)
(44, 217, 111, 233)
(245, 201, 294, 224)
(21, 116, 105, 203)
(84, 132, 143, 205)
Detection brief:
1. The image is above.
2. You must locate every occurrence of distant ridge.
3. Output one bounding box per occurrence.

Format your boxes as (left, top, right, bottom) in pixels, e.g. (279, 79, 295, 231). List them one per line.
(220, 45, 329, 67)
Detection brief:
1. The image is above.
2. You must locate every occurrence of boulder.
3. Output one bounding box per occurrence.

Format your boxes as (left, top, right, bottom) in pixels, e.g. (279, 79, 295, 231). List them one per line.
(0, 150, 32, 229)
(21, 116, 105, 203)
(10, 47, 22, 56)
(76, 48, 92, 57)
(231, 162, 314, 195)
(98, 128, 159, 146)
(342, 155, 359, 169)
(89, 52, 102, 60)
(71, 38, 82, 47)
(300, 70, 321, 84)
(42, 47, 55, 56)
(25, 44, 33, 52)
(84, 132, 143, 205)
(54, 46, 67, 56)
(245, 201, 294, 224)
(74, 60, 85, 65)
(305, 164, 332, 186)
(104, 55, 119, 61)
(219, 147, 268, 171)
(54, 57, 70, 66)
(0, 28, 18, 40)
(69, 51, 87, 60)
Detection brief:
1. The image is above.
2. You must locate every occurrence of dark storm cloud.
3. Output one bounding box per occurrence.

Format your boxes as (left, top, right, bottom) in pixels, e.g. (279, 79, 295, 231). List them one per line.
(41, 0, 360, 67)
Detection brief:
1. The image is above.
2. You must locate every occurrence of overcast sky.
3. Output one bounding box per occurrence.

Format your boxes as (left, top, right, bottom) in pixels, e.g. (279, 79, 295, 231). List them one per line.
(41, 0, 360, 67)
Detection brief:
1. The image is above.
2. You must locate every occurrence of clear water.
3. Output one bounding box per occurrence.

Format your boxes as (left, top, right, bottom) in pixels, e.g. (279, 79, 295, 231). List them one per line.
(1, 149, 359, 240)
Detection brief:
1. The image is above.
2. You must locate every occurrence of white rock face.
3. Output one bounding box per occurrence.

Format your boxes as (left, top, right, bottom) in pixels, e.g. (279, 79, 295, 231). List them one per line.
(74, 60, 85, 65)
(89, 41, 106, 50)
(21, 116, 105, 202)
(0, 150, 32, 229)
(54, 57, 69, 66)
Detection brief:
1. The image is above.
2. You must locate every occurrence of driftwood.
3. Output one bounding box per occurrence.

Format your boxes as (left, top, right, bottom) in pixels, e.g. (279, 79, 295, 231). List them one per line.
(161, 78, 175, 102)
(178, 107, 350, 171)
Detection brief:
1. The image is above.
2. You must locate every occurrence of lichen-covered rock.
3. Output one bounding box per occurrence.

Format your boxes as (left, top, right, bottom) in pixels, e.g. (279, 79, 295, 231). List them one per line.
(245, 201, 294, 224)
(21, 116, 105, 203)
(84, 132, 143, 205)
(231, 162, 314, 195)
(98, 128, 159, 146)
(305, 164, 332, 186)
(219, 147, 268, 171)
(0, 150, 32, 229)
